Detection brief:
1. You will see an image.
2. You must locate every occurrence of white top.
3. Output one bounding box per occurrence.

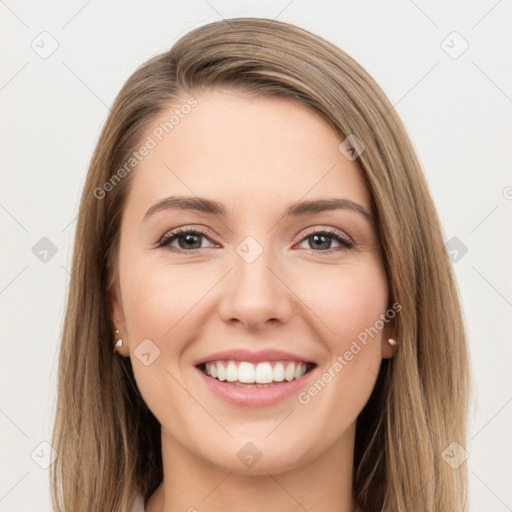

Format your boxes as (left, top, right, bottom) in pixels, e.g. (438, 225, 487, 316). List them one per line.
(131, 494, 145, 512)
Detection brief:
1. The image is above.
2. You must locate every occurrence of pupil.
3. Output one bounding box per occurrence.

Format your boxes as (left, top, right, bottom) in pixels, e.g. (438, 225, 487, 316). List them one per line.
(311, 234, 330, 250)
(180, 234, 201, 249)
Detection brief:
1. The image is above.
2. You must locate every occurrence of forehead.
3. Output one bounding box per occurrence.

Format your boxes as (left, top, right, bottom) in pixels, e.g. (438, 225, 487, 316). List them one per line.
(123, 89, 371, 218)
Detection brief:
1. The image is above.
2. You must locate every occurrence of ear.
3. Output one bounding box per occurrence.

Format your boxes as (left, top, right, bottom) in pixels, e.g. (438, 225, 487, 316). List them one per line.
(107, 267, 128, 356)
(381, 315, 396, 360)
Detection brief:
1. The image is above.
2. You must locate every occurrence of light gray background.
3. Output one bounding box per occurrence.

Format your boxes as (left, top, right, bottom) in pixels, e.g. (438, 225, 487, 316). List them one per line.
(1, 1, 511, 510)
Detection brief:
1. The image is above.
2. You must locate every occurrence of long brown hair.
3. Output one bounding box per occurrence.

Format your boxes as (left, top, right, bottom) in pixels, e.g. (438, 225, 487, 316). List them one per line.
(50, 17, 471, 511)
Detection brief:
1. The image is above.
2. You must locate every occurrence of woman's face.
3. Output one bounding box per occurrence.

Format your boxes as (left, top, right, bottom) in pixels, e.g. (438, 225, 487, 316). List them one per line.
(111, 88, 394, 474)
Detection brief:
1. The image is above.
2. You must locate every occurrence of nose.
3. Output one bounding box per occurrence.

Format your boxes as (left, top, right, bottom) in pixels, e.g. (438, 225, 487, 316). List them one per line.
(218, 245, 294, 331)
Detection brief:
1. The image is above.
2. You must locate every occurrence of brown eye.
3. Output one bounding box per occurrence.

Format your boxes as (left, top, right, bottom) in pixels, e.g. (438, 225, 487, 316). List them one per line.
(159, 228, 216, 252)
(296, 228, 353, 252)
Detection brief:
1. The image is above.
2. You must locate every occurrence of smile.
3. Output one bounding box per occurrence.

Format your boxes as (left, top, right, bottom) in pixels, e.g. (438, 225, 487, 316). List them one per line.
(195, 359, 318, 407)
(199, 360, 316, 387)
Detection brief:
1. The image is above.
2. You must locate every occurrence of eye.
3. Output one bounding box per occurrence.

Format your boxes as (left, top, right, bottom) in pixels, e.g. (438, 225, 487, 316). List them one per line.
(295, 227, 353, 253)
(158, 226, 353, 254)
(158, 227, 216, 252)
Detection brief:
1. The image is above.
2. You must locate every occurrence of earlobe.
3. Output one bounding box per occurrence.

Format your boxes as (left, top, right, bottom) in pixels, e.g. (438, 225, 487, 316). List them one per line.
(382, 337, 396, 359)
(381, 318, 396, 359)
(107, 268, 128, 355)
(113, 329, 126, 356)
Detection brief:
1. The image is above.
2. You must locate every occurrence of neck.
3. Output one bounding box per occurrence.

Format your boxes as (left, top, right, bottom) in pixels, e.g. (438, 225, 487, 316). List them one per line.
(146, 424, 360, 512)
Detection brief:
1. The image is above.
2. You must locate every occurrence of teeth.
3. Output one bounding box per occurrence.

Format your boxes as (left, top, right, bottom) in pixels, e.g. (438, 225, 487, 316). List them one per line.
(273, 362, 285, 382)
(217, 363, 226, 382)
(238, 362, 255, 383)
(255, 362, 273, 383)
(203, 360, 310, 384)
(284, 363, 295, 382)
(293, 363, 304, 380)
(226, 361, 238, 382)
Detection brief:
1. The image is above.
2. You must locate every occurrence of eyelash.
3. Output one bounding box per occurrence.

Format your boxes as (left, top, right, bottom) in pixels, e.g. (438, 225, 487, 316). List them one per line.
(157, 226, 353, 254)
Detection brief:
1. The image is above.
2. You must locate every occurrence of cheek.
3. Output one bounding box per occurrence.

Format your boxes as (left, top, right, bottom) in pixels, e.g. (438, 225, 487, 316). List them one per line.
(121, 261, 205, 343)
(120, 264, 204, 425)
(292, 260, 387, 409)
(119, 260, 212, 414)
(293, 259, 388, 347)
(311, 266, 387, 407)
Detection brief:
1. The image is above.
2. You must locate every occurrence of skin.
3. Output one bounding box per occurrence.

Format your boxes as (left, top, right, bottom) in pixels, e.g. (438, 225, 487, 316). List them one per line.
(111, 88, 395, 512)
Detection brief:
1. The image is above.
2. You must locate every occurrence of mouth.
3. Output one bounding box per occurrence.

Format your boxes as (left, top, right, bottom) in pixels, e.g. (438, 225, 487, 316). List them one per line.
(196, 360, 317, 388)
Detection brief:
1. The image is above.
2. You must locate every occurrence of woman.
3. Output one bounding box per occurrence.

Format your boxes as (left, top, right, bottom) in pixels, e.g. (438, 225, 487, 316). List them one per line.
(50, 17, 470, 512)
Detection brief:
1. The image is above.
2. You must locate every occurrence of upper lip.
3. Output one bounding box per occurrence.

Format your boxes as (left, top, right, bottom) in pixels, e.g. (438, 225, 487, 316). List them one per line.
(194, 349, 317, 366)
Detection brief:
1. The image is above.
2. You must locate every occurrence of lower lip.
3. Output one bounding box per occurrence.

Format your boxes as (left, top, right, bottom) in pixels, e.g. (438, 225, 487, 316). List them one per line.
(195, 365, 316, 407)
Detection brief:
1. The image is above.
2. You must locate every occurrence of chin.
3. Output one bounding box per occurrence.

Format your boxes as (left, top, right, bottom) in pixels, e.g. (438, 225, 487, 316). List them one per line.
(197, 438, 314, 476)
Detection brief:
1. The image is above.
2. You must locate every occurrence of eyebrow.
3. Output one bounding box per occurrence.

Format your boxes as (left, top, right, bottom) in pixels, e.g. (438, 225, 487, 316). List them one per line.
(143, 196, 373, 221)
